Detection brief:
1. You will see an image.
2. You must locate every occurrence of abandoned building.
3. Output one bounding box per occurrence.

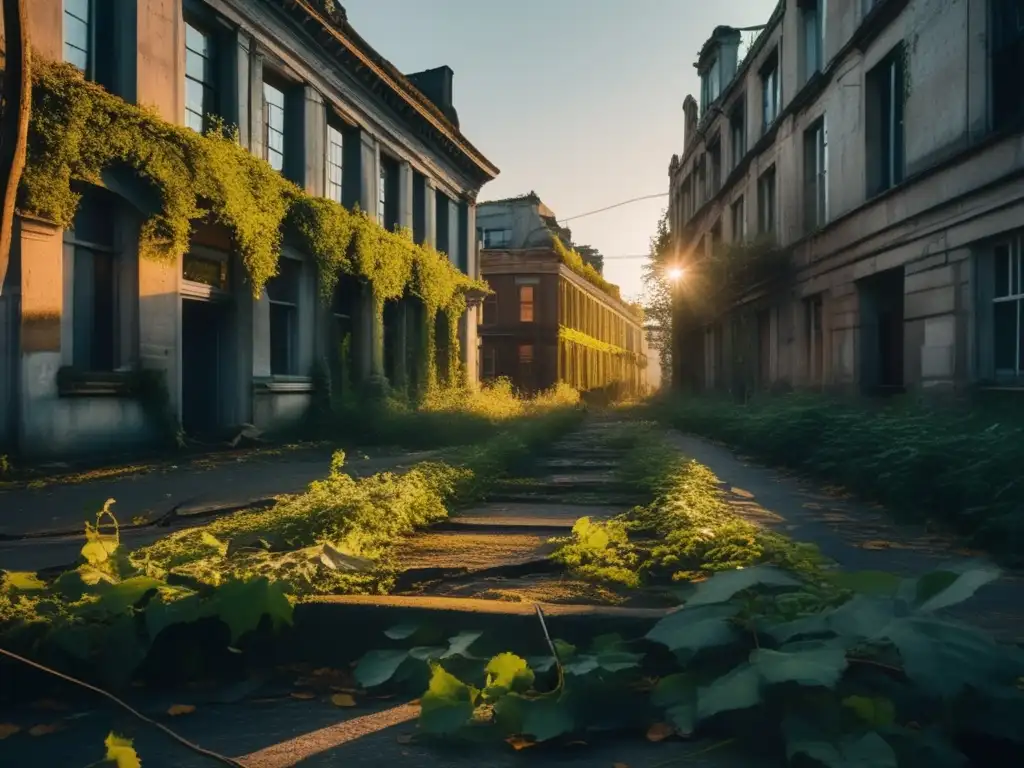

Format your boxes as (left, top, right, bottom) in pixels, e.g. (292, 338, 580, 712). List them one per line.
(477, 195, 648, 395)
(668, 0, 1024, 395)
(0, 0, 498, 459)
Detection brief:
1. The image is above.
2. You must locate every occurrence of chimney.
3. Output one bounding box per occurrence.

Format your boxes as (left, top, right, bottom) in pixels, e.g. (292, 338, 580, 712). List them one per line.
(405, 66, 460, 128)
(716, 27, 742, 84)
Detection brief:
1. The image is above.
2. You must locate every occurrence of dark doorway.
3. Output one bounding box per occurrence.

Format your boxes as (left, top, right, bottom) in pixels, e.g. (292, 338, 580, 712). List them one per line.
(181, 299, 228, 437)
(858, 268, 905, 393)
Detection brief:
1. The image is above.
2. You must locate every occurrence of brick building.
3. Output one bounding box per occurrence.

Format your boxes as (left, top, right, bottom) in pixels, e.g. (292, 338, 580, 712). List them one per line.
(0, 0, 497, 458)
(477, 196, 647, 395)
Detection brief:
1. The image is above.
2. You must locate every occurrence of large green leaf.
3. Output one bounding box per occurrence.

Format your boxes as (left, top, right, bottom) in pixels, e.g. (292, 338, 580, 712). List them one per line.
(646, 604, 739, 652)
(696, 663, 761, 721)
(827, 570, 903, 597)
(751, 646, 848, 688)
(92, 577, 164, 615)
(767, 613, 832, 644)
(595, 650, 644, 672)
(144, 590, 208, 640)
(914, 564, 1000, 613)
(564, 656, 599, 677)
(494, 692, 574, 742)
(842, 695, 896, 728)
(825, 595, 899, 639)
(419, 663, 479, 735)
(211, 578, 293, 642)
(355, 649, 410, 688)
(652, 673, 696, 708)
(441, 630, 483, 659)
(484, 653, 534, 697)
(784, 717, 897, 768)
(685, 566, 801, 608)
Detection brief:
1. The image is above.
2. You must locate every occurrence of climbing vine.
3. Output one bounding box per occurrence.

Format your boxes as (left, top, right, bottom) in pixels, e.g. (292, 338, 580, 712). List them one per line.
(558, 326, 634, 357)
(18, 60, 488, 393)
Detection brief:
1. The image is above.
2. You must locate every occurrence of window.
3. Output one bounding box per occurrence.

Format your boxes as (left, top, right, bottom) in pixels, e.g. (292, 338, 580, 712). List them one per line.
(758, 166, 777, 235)
(709, 139, 722, 195)
(64, 0, 92, 73)
(70, 191, 117, 371)
(730, 103, 746, 170)
(519, 285, 535, 323)
(378, 162, 388, 224)
(267, 258, 301, 375)
(326, 122, 344, 204)
(804, 118, 828, 231)
(993, 238, 1024, 377)
(992, 0, 1024, 130)
(801, 0, 824, 82)
(697, 155, 707, 207)
(731, 196, 746, 243)
(263, 81, 286, 172)
(805, 295, 824, 384)
(701, 57, 721, 115)
(182, 253, 229, 292)
(184, 22, 217, 133)
(866, 45, 905, 195)
(761, 50, 780, 132)
(483, 228, 511, 248)
(482, 347, 496, 380)
(482, 294, 497, 325)
(518, 343, 534, 376)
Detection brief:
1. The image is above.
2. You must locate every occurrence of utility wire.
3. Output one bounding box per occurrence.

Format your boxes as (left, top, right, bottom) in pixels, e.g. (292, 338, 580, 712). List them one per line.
(557, 193, 668, 225)
(0, 646, 243, 767)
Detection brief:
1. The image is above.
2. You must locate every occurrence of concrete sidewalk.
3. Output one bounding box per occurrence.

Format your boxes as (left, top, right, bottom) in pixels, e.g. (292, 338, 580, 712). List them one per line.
(0, 445, 437, 538)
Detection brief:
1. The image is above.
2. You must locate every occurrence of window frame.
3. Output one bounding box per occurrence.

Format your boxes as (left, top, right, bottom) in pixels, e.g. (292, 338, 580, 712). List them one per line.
(730, 196, 746, 243)
(729, 101, 747, 170)
(263, 79, 287, 173)
(804, 118, 829, 232)
(866, 44, 906, 196)
(326, 118, 345, 205)
(992, 236, 1024, 379)
(184, 20, 218, 134)
(518, 284, 535, 324)
(761, 49, 781, 133)
(758, 165, 777, 235)
(267, 256, 302, 376)
(63, 0, 94, 76)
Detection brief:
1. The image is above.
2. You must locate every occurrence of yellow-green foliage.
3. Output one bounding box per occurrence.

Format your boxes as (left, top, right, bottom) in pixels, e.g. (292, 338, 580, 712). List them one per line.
(551, 236, 643, 321)
(419, 377, 580, 422)
(21, 60, 486, 323)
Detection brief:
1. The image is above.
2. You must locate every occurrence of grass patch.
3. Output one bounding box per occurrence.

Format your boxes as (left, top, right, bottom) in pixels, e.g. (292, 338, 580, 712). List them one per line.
(0, 405, 583, 687)
(551, 422, 826, 589)
(320, 379, 580, 450)
(650, 393, 1024, 561)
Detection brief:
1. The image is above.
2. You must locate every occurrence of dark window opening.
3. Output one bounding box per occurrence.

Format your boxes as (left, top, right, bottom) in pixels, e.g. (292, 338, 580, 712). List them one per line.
(379, 154, 400, 230)
(761, 49, 781, 132)
(992, 0, 1024, 130)
(435, 189, 451, 255)
(71, 189, 118, 372)
(758, 165, 777, 235)
(412, 172, 427, 243)
(267, 258, 301, 375)
(866, 44, 905, 196)
(730, 103, 746, 169)
(803, 119, 828, 232)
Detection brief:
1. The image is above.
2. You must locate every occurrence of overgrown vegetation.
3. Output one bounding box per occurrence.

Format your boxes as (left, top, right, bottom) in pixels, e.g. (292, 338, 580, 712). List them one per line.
(652, 394, 1024, 562)
(356, 563, 1024, 766)
(551, 235, 642, 317)
(0, 406, 582, 687)
(551, 423, 826, 588)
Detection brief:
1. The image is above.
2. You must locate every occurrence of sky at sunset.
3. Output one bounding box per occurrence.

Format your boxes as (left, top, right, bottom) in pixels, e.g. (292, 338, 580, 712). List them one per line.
(343, 0, 780, 303)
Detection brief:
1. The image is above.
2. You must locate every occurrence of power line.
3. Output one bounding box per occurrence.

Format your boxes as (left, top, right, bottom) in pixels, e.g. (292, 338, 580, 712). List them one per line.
(557, 193, 668, 225)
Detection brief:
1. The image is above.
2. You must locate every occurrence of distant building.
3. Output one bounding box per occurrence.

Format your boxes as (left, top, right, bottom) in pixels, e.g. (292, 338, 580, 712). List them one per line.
(477, 195, 647, 395)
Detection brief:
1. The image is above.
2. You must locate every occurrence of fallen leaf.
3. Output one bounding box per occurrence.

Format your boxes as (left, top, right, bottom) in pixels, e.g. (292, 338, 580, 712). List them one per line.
(290, 691, 316, 700)
(506, 735, 536, 751)
(330, 693, 357, 708)
(167, 704, 196, 716)
(646, 722, 675, 743)
(28, 723, 64, 736)
(0, 723, 21, 739)
(396, 733, 415, 745)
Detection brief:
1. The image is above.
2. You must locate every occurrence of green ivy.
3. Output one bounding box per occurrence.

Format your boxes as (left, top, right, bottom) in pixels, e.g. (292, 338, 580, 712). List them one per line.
(19, 61, 487, 388)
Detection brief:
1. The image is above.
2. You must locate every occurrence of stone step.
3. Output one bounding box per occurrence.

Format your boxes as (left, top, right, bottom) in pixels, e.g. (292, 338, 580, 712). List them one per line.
(485, 491, 646, 507)
(541, 458, 620, 471)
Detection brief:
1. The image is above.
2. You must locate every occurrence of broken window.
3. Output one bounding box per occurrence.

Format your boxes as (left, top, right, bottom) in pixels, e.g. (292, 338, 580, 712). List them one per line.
(992, 0, 1024, 131)
(866, 44, 905, 196)
(71, 190, 118, 371)
(268, 257, 302, 376)
(993, 238, 1024, 377)
(519, 285, 535, 323)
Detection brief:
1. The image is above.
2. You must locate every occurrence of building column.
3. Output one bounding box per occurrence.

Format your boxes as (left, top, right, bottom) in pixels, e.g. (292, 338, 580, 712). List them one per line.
(229, 32, 251, 149)
(459, 201, 479, 388)
(248, 50, 265, 161)
(424, 179, 437, 249)
(302, 87, 326, 197)
(398, 162, 414, 232)
(354, 133, 384, 385)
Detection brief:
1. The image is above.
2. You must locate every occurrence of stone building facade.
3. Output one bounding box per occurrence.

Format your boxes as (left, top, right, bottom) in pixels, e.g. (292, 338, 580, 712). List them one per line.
(668, 0, 1024, 396)
(0, 0, 497, 458)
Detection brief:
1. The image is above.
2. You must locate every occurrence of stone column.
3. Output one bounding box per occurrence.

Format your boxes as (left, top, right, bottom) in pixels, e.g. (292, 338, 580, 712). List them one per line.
(459, 201, 480, 388)
(354, 134, 385, 385)
(391, 162, 414, 390)
(424, 179, 437, 249)
(302, 87, 326, 197)
(398, 162, 414, 232)
(229, 33, 251, 148)
(249, 50, 265, 161)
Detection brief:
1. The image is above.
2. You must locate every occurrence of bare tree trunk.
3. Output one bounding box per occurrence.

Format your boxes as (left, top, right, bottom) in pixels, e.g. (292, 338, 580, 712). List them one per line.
(0, 0, 30, 296)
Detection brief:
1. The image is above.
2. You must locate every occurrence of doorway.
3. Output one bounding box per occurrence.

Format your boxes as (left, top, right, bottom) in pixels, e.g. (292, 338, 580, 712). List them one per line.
(181, 298, 229, 437)
(858, 268, 905, 393)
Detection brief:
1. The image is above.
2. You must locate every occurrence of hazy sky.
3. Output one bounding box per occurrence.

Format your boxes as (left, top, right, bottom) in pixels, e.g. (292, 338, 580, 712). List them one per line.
(344, 0, 779, 301)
